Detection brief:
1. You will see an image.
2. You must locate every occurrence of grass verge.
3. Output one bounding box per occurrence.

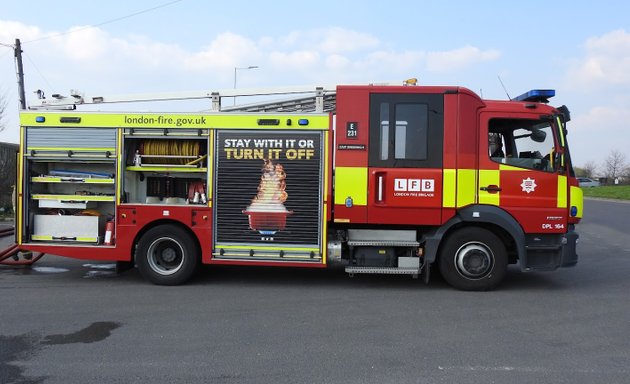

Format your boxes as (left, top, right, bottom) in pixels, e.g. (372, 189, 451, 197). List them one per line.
(582, 185, 630, 201)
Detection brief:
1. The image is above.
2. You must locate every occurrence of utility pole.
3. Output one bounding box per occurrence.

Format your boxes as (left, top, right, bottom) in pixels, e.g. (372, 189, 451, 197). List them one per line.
(15, 38, 26, 110)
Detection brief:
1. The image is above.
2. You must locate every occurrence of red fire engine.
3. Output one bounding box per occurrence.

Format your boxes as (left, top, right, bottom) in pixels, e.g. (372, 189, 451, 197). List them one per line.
(12, 81, 583, 290)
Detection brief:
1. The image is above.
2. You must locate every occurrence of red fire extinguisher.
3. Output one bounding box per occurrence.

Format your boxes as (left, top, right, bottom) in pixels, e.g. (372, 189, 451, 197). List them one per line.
(104, 220, 115, 245)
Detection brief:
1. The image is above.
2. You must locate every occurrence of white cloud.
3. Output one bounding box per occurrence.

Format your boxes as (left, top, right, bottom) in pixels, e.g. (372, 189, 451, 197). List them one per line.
(0, 20, 42, 43)
(426, 45, 501, 72)
(325, 54, 351, 70)
(566, 29, 630, 89)
(114, 37, 185, 69)
(567, 104, 630, 166)
(186, 32, 262, 71)
(316, 27, 379, 54)
(274, 28, 378, 54)
(63, 26, 109, 61)
(268, 50, 321, 70)
(560, 30, 630, 165)
(355, 50, 425, 78)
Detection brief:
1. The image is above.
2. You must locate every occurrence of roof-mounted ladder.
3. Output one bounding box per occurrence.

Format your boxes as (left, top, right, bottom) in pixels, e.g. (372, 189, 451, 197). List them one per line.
(29, 85, 338, 113)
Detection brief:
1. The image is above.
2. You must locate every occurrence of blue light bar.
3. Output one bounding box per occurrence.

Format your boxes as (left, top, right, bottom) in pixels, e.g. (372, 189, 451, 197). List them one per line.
(298, 119, 309, 126)
(513, 89, 555, 103)
(35, 116, 45, 123)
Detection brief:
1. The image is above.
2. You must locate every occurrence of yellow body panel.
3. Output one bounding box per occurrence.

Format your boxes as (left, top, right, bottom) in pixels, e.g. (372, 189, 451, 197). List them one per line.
(31, 235, 98, 242)
(557, 175, 568, 208)
(478, 169, 500, 206)
(334, 167, 368, 206)
(442, 169, 456, 208)
(570, 186, 584, 219)
(20, 112, 330, 130)
(457, 169, 477, 207)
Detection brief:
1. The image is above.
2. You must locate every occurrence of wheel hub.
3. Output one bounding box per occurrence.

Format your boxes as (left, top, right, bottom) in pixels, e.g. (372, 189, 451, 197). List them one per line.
(455, 243, 493, 279)
(147, 237, 185, 276)
(161, 248, 177, 263)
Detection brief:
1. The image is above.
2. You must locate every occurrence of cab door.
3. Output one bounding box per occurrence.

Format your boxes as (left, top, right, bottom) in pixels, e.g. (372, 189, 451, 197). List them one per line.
(367, 93, 444, 225)
(479, 113, 567, 234)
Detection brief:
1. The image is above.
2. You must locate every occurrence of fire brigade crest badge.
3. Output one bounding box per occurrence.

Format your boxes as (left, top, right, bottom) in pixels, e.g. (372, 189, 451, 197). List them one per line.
(520, 177, 537, 194)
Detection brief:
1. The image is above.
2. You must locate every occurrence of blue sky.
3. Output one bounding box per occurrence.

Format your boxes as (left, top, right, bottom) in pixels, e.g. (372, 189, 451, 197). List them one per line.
(1, 0, 629, 170)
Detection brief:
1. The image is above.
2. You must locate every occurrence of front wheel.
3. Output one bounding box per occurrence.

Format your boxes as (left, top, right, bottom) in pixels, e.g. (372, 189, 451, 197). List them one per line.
(136, 225, 199, 285)
(438, 227, 508, 291)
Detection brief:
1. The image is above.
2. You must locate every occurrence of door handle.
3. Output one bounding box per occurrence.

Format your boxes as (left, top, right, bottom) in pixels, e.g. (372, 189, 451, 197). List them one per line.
(480, 185, 502, 193)
(376, 174, 384, 202)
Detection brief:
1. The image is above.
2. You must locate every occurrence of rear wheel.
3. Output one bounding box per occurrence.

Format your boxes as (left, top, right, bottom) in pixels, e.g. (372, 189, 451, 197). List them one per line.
(136, 225, 199, 285)
(438, 227, 508, 291)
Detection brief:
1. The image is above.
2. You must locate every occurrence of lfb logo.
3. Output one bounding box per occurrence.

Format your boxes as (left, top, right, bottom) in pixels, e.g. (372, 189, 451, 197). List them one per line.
(394, 178, 435, 192)
(520, 177, 537, 194)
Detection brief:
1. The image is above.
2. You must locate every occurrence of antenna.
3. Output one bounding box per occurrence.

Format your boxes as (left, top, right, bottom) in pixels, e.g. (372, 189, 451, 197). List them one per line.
(497, 75, 511, 100)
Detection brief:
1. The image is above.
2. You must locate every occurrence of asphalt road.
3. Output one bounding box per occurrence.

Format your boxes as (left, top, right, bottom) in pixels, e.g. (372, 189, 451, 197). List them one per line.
(1, 198, 629, 384)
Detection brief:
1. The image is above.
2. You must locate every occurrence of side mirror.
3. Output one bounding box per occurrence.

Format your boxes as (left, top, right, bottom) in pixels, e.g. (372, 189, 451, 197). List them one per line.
(557, 105, 571, 122)
(531, 129, 546, 143)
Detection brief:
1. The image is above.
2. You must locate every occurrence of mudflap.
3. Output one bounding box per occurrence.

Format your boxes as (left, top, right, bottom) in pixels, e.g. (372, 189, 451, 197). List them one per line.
(560, 226, 579, 268)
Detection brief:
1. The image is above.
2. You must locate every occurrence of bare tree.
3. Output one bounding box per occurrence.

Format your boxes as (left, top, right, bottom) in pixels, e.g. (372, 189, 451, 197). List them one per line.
(0, 88, 7, 133)
(603, 149, 627, 182)
(0, 142, 18, 210)
(576, 161, 598, 178)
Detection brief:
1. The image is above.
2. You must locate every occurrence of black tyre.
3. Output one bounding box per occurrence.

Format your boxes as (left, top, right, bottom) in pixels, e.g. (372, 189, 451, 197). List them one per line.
(135, 225, 199, 285)
(438, 227, 508, 291)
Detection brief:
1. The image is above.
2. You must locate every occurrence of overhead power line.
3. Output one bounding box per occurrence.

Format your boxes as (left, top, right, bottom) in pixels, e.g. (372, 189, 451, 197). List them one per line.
(23, 0, 184, 44)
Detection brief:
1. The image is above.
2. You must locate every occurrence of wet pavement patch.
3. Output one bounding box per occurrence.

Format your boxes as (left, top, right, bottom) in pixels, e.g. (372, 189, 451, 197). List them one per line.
(31, 266, 69, 274)
(42, 321, 121, 345)
(83, 270, 117, 279)
(82, 263, 118, 279)
(0, 333, 45, 384)
(82, 263, 116, 270)
(1, 322, 122, 383)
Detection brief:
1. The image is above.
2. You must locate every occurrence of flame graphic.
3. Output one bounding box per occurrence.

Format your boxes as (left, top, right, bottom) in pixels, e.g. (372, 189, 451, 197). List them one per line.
(253, 159, 287, 205)
(243, 159, 292, 235)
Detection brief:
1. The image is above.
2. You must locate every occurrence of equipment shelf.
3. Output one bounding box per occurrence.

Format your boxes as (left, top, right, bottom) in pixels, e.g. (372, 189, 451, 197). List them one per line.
(125, 166, 208, 173)
(32, 194, 116, 202)
(32, 176, 115, 184)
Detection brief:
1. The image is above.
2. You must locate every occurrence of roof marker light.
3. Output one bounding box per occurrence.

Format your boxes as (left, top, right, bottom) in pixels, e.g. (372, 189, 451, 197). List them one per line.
(35, 116, 45, 123)
(257, 118, 280, 126)
(60, 117, 81, 123)
(513, 89, 555, 103)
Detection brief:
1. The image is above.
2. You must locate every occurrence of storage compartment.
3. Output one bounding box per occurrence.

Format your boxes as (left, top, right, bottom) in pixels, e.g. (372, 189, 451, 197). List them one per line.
(22, 148, 117, 246)
(122, 133, 209, 205)
(32, 214, 106, 243)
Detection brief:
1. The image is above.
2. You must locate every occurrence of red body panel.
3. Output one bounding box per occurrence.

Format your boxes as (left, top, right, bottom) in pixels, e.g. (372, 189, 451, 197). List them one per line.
(24, 205, 213, 262)
(367, 168, 443, 225)
(334, 87, 370, 167)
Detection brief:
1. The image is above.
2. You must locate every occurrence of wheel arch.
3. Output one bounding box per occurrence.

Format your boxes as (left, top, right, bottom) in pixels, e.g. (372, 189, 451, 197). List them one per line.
(423, 205, 526, 265)
(132, 219, 202, 263)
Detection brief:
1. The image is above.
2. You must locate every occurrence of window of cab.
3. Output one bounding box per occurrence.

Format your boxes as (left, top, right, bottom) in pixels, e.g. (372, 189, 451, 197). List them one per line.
(488, 118, 556, 173)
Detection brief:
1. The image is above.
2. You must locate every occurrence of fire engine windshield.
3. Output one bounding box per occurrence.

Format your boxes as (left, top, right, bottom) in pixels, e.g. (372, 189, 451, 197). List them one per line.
(489, 118, 558, 173)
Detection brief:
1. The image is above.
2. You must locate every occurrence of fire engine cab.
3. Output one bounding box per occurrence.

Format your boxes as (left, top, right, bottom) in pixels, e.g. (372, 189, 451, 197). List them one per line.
(14, 81, 583, 290)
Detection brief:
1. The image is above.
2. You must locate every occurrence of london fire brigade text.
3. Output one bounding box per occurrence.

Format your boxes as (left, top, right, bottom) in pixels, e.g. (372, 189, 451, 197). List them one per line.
(394, 178, 435, 197)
